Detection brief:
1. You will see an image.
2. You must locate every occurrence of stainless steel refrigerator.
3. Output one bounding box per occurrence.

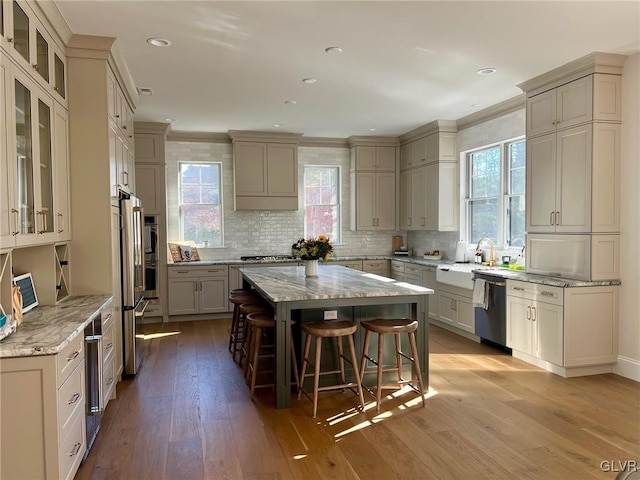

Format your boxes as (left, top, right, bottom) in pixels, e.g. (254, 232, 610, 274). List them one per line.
(120, 193, 148, 375)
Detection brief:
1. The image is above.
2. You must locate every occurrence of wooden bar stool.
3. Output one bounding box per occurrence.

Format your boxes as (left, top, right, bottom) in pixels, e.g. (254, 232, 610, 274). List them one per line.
(245, 312, 300, 399)
(359, 318, 426, 412)
(228, 291, 264, 362)
(238, 302, 273, 369)
(298, 320, 365, 418)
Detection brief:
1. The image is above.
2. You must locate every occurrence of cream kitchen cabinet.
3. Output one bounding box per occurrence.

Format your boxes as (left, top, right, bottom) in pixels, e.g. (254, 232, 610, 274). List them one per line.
(424, 161, 457, 231)
(506, 280, 563, 366)
(330, 260, 363, 270)
(421, 266, 438, 321)
(54, 103, 71, 241)
(400, 166, 427, 230)
(230, 132, 301, 210)
(101, 298, 117, 406)
(168, 265, 229, 316)
(506, 279, 619, 376)
(353, 145, 396, 171)
(526, 122, 621, 234)
(390, 260, 406, 281)
(526, 74, 622, 138)
(135, 163, 165, 215)
(1, 0, 67, 106)
(362, 259, 389, 277)
(438, 283, 474, 334)
(1, 334, 86, 480)
(351, 171, 396, 230)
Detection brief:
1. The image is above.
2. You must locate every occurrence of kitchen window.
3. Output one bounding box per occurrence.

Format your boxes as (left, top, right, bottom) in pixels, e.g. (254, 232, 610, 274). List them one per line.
(464, 138, 525, 247)
(303, 166, 341, 243)
(178, 161, 223, 246)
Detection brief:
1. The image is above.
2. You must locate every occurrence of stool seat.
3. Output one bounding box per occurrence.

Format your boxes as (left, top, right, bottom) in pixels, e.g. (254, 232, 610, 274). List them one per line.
(302, 320, 357, 337)
(360, 318, 425, 413)
(298, 320, 365, 417)
(361, 318, 418, 335)
(228, 292, 269, 363)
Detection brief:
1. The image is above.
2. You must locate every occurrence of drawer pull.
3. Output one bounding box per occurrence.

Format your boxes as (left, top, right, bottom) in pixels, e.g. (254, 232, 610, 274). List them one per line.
(68, 392, 81, 405)
(540, 291, 555, 297)
(104, 313, 112, 320)
(69, 442, 82, 457)
(208, 269, 222, 273)
(513, 287, 525, 291)
(176, 270, 190, 273)
(106, 376, 114, 386)
(67, 350, 80, 362)
(105, 341, 113, 350)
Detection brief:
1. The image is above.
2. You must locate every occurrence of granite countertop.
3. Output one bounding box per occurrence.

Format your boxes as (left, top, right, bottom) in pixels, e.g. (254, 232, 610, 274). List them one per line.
(167, 255, 392, 267)
(0, 295, 113, 358)
(240, 265, 433, 303)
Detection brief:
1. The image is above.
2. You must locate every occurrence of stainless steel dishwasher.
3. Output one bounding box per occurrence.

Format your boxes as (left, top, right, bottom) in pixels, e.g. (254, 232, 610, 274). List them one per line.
(473, 272, 511, 352)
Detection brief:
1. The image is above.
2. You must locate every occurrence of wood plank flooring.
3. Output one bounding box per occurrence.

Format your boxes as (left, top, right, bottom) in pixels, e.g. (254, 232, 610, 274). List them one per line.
(75, 319, 640, 480)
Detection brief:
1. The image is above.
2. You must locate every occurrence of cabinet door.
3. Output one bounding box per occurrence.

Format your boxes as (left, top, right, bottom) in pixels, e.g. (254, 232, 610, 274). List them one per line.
(355, 146, 376, 170)
(556, 75, 592, 130)
(435, 162, 457, 231)
(53, 105, 70, 241)
(234, 142, 267, 196)
(506, 295, 532, 354)
(399, 169, 412, 230)
(354, 172, 376, 230)
(400, 143, 412, 170)
(527, 89, 557, 138)
(267, 143, 297, 196)
(533, 301, 563, 366)
(110, 206, 123, 376)
(135, 164, 164, 214)
(200, 276, 229, 313)
(438, 292, 457, 326)
(421, 267, 438, 320)
(410, 137, 426, 165)
(108, 123, 119, 199)
(375, 146, 396, 171)
(168, 278, 198, 315)
(0, 54, 16, 248)
(526, 134, 557, 233)
(555, 125, 591, 233)
(456, 297, 474, 333)
(375, 172, 396, 229)
(411, 166, 426, 229)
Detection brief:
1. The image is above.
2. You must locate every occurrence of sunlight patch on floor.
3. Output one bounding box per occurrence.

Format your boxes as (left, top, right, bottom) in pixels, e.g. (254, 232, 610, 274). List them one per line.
(136, 331, 181, 340)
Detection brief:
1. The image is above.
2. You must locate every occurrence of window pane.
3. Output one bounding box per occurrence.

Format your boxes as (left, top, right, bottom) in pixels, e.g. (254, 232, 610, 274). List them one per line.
(509, 141, 526, 195)
(200, 164, 219, 185)
(182, 185, 201, 204)
(470, 147, 501, 198)
(469, 198, 498, 244)
(304, 166, 340, 242)
(201, 186, 219, 203)
(508, 195, 526, 247)
(181, 204, 221, 245)
(305, 205, 338, 240)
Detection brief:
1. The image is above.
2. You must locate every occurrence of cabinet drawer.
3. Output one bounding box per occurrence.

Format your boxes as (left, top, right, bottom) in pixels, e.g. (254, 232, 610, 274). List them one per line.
(101, 298, 114, 330)
(508, 280, 563, 306)
(57, 363, 85, 443)
(57, 334, 84, 387)
(101, 323, 115, 364)
(405, 264, 421, 276)
(168, 265, 229, 278)
(391, 261, 405, 273)
(58, 410, 86, 480)
(332, 261, 362, 270)
(102, 354, 116, 405)
(363, 260, 387, 270)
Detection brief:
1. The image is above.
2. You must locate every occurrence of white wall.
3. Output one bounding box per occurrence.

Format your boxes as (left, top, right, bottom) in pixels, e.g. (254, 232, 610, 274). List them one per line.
(165, 142, 402, 260)
(615, 53, 640, 381)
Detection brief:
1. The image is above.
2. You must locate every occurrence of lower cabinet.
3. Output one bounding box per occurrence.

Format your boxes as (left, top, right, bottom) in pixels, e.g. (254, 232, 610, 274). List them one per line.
(101, 298, 117, 405)
(0, 334, 86, 480)
(437, 284, 474, 334)
(506, 279, 618, 376)
(390, 260, 406, 281)
(168, 265, 229, 315)
(362, 259, 389, 277)
(330, 260, 363, 270)
(421, 266, 439, 321)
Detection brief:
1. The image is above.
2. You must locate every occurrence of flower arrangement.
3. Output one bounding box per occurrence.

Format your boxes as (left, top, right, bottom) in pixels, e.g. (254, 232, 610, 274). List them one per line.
(291, 235, 334, 261)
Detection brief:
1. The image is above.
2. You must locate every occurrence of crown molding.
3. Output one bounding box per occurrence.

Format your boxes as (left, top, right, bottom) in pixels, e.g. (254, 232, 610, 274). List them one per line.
(347, 136, 399, 147)
(456, 94, 525, 131)
(167, 131, 231, 144)
(398, 119, 458, 144)
(228, 130, 303, 144)
(31, 1, 72, 50)
(134, 122, 172, 136)
(299, 137, 349, 148)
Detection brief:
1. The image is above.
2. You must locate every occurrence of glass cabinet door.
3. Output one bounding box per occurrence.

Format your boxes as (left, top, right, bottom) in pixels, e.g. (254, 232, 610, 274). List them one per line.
(54, 53, 65, 99)
(12, 1, 29, 63)
(37, 98, 53, 234)
(14, 77, 34, 235)
(35, 29, 49, 82)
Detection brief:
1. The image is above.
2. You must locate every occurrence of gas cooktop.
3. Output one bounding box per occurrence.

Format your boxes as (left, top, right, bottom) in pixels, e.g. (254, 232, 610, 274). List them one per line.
(240, 255, 297, 261)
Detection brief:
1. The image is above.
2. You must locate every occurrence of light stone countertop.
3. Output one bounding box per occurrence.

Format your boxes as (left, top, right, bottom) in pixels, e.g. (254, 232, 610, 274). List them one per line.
(0, 295, 113, 358)
(240, 265, 433, 303)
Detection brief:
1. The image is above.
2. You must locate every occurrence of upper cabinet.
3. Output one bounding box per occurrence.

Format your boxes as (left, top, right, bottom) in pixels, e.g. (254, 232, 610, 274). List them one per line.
(349, 137, 398, 231)
(0, 0, 67, 106)
(398, 122, 458, 232)
(229, 131, 301, 210)
(518, 52, 626, 281)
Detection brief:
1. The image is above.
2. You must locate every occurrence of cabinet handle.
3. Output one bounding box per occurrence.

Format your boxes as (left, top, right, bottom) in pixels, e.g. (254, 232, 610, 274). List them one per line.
(123, 170, 129, 186)
(550, 211, 555, 225)
(176, 270, 190, 273)
(540, 291, 554, 297)
(208, 269, 222, 273)
(7, 37, 13, 43)
(57, 213, 64, 233)
(67, 350, 80, 362)
(69, 442, 82, 457)
(531, 306, 537, 322)
(105, 341, 113, 350)
(106, 376, 114, 386)
(526, 305, 531, 320)
(105, 312, 112, 320)
(513, 286, 525, 291)
(555, 211, 560, 225)
(11, 208, 19, 236)
(37, 211, 45, 234)
(68, 392, 81, 405)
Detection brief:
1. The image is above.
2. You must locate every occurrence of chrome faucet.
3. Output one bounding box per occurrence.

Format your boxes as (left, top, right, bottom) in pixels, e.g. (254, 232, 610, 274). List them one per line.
(476, 237, 496, 266)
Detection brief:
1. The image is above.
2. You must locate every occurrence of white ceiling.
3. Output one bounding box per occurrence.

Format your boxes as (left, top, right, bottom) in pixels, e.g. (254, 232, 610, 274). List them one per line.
(55, 1, 640, 138)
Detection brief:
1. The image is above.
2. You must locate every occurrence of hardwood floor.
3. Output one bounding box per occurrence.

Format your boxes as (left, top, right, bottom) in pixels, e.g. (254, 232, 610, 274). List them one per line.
(75, 319, 640, 480)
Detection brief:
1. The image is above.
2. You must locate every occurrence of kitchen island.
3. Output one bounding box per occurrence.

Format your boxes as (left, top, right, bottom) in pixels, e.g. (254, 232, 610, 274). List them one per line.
(241, 265, 433, 408)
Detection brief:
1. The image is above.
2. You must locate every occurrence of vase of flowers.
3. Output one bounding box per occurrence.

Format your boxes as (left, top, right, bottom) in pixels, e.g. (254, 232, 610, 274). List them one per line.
(291, 235, 334, 277)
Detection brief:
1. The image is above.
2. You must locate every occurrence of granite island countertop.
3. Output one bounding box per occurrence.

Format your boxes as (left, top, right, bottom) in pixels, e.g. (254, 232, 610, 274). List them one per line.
(240, 264, 433, 303)
(0, 295, 113, 358)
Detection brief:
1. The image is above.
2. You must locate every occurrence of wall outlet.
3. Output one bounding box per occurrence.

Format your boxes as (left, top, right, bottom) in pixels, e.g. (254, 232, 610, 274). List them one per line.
(323, 310, 338, 320)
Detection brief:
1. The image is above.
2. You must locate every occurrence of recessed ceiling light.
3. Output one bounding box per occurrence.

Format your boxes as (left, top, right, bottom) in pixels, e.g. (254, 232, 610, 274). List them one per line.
(369, 128, 377, 132)
(325, 46, 343, 54)
(137, 87, 154, 96)
(284, 100, 297, 105)
(471, 104, 481, 108)
(273, 123, 284, 128)
(147, 38, 171, 47)
(164, 118, 176, 122)
(302, 78, 317, 84)
(477, 68, 497, 76)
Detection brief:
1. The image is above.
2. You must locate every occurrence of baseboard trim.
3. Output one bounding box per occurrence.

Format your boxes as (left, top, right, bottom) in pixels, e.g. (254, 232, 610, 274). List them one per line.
(613, 355, 640, 382)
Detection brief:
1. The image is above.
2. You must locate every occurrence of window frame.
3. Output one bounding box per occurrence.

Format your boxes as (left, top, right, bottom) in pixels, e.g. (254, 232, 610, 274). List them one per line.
(177, 160, 224, 247)
(461, 136, 525, 248)
(303, 165, 342, 244)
